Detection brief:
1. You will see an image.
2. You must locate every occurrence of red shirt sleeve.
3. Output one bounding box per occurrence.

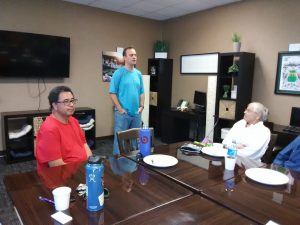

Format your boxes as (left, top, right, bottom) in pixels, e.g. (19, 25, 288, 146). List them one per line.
(36, 124, 62, 164)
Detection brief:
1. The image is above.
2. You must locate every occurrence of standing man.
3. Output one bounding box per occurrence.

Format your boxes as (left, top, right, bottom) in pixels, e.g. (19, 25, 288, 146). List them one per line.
(36, 86, 92, 170)
(109, 47, 145, 156)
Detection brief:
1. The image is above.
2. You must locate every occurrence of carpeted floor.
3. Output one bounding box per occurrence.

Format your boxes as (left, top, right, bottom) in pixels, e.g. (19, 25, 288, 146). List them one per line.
(0, 136, 164, 224)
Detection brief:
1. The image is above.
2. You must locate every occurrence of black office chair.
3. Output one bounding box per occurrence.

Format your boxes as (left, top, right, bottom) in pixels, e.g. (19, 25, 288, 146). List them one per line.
(261, 133, 278, 164)
(264, 121, 274, 132)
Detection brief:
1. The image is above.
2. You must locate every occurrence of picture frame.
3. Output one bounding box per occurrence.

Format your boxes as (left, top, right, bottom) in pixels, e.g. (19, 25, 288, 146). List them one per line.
(102, 51, 123, 82)
(275, 51, 300, 95)
(180, 52, 219, 75)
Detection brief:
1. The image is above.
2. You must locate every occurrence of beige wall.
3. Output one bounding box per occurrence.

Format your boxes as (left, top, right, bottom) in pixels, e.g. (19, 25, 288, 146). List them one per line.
(0, 0, 161, 150)
(1, 0, 300, 151)
(164, 0, 300, 125)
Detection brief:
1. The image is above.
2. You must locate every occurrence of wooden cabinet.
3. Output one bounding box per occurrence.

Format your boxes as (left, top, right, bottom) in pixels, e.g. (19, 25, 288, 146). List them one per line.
(1, 107, 95, 163)
(214, 52, 255, 142)
(148, 59, 173, 137)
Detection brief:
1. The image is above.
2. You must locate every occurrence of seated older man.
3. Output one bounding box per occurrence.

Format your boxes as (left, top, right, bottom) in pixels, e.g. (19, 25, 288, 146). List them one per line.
(222, 102, 271, 160)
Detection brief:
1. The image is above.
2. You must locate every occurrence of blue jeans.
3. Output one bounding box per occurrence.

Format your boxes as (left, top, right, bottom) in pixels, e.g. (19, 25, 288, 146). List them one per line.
(113, 110, 141, 155)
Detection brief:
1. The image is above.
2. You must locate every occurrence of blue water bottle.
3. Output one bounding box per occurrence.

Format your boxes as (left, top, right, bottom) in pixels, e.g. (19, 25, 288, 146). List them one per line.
(140, 128, 151, 157)
(86, 155, 104, 211)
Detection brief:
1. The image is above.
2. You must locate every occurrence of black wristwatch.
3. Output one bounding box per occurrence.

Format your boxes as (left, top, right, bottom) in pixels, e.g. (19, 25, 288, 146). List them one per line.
(140, 105, 144, 109)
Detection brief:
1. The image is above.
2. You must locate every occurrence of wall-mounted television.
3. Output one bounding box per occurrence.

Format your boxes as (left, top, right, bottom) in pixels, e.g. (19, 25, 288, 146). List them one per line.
(0, 30, 70, 78)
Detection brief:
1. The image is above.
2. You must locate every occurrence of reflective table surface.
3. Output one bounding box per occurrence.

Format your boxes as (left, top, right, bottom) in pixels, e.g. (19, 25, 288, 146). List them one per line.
(5, 141, 299, 225)
(122, 142, 300, 225)
(4, 156, 192, 225)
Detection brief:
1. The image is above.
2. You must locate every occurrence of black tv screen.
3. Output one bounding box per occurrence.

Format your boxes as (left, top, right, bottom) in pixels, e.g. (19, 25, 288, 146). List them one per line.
(290, 107, 300, 127)
(0, 30, 70, 78)
(194, 91, 207, 108)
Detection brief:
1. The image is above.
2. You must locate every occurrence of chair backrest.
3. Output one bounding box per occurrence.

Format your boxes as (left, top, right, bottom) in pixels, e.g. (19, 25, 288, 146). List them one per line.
(117, 128, 154, 155)
(264, 121, 274, 132)
(261, 133, 278, 163)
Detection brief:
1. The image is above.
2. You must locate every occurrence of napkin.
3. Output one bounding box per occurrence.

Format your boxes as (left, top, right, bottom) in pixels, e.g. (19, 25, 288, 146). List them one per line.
(51, 211, 72, 224)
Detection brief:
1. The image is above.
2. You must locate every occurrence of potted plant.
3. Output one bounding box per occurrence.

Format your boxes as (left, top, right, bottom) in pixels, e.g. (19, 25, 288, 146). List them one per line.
(228, 63, 239, 73)
(231, 32, 241, 52)
(154, 40, 169, 59)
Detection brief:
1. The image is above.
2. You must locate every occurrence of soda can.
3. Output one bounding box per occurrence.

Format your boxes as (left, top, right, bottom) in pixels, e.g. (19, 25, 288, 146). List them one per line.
(140, 128, 151, 157)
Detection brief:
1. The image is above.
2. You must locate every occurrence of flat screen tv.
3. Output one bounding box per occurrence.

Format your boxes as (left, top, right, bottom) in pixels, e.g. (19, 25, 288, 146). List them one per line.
(193, 90, 206, 111)
(290, 107, 300, 127)
(0, 30, 70, 78)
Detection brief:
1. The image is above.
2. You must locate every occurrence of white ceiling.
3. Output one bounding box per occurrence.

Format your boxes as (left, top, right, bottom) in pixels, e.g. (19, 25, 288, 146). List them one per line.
(63, 0, 241, 21)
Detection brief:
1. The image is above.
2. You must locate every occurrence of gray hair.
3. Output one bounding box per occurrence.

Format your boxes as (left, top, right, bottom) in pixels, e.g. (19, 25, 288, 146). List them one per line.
(248, 102, 268, 121)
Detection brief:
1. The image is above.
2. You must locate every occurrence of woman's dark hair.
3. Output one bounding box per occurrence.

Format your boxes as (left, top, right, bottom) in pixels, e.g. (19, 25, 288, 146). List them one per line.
(48, 86, 74, 111)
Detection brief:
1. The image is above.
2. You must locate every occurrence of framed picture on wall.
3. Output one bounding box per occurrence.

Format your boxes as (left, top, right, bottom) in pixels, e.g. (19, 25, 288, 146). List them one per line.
(275, 51, 300, 95)
(102, 51, 123, 82)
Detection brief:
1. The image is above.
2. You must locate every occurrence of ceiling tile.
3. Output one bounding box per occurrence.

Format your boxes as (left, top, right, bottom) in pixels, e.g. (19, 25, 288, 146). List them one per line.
(62, 0, 241, 21)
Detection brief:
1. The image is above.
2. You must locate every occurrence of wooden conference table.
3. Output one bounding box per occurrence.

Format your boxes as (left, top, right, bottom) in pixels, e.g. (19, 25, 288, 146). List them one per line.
(123, 142, 300, 225)
(4, 142, 300, 225)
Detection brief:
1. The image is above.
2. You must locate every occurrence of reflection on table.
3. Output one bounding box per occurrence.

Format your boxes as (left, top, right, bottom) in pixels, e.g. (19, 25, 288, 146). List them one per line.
(201, 165, 300, 225)
(118, 195, 254, 225)
(123, 141, 300, 225)
(4, 140, 300, 225)
(125, 142, 261, 193)
(4, 157, 192, 225)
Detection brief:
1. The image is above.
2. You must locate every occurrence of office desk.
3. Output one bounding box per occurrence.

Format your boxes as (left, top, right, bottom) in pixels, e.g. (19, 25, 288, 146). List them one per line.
(161, 109, 206, 143)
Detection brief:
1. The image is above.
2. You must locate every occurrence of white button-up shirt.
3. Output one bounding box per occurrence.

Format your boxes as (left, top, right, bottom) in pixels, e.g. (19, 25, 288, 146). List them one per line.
(222, 119, 271, 160)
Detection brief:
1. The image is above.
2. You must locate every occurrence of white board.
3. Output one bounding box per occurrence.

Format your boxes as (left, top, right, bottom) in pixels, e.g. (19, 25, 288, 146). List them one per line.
(181, 53, 219, 74)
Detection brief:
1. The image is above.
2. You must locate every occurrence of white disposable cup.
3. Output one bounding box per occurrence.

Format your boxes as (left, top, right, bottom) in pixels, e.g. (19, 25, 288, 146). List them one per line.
(225, 157, 237, 170)
(52, 186, 71, 211)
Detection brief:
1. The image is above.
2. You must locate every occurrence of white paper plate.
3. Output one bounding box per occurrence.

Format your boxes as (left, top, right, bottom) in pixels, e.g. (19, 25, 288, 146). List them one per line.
(143, 154, 178, 168)
(201, 143, 227, 157)
(245, 168, 289, 185)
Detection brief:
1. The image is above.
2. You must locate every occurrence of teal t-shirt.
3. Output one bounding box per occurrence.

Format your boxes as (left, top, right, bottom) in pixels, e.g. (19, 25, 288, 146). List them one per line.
(109, 67, 144, 116)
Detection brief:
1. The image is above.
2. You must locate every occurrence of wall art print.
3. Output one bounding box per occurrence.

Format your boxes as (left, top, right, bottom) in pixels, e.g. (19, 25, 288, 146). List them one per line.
(275, 51, 300, 95)
(102, 51, 123, 82)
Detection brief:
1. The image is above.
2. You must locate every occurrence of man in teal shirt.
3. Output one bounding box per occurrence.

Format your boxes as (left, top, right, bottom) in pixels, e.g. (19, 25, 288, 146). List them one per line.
(109, 47, 145, 155)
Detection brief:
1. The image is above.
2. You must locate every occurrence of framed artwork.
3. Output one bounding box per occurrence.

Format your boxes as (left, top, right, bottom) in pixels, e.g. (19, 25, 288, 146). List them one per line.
(180, 53, 219, 75)
(102, 51, 123, 82)
(275, 51, 300, 95)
